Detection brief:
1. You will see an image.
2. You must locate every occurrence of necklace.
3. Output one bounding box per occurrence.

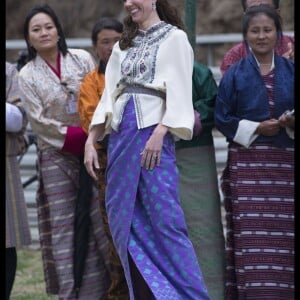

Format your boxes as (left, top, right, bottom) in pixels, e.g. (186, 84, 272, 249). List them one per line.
(259, 62, 273, 75)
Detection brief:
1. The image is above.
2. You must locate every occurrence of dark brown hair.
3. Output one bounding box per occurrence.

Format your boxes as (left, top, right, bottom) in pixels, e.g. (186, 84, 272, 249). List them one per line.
(91, 17, 123, 46)
(242, 4, 282, 39)
(119, 0, 184, 50)
(23, 4, 68, 61)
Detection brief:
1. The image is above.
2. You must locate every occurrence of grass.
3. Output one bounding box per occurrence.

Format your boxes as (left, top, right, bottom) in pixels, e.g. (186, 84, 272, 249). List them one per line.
(10, 248, 57, 300)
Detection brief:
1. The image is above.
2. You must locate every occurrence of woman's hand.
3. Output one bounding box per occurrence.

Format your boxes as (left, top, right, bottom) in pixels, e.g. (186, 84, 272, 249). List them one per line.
(141, 123, 168, 170)
(84, 141, 99, 181)
(255, 119, 280, 136)
(84, 124, 105, 181)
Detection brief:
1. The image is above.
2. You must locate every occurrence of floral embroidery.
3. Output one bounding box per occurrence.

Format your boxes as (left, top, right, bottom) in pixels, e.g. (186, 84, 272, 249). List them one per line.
(120, 22, 174, 85)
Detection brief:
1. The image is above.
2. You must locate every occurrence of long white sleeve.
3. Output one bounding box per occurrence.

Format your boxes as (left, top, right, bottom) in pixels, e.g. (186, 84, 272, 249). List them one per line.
(90, 26, 194, 141)
(233, 119, 260, 148)
(6, 102, 23, 132)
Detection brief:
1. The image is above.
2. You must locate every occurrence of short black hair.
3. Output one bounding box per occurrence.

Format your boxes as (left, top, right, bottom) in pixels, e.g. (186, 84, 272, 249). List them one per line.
(23, 4, 68, 61)
(91, 17, 123, 46)
(241, 0, 280, 11)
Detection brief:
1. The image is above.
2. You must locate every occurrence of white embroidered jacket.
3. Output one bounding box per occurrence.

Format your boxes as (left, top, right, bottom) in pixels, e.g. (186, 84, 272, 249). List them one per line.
(90, 22, 194, 141)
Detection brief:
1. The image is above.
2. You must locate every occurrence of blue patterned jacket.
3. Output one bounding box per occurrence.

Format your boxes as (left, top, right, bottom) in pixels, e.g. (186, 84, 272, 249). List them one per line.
(215, 51, 294, 148)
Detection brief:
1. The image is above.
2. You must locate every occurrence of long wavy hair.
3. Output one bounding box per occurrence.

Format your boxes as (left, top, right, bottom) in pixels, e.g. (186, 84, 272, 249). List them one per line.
(23, 4, 68, 61)
(119, 0, 184, 50)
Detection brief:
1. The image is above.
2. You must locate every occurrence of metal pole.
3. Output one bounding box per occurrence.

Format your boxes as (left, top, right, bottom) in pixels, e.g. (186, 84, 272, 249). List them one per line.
(184, 0, 196, 50)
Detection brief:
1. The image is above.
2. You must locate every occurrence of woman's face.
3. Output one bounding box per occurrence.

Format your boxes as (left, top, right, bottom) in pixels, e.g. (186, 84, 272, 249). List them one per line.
(95, 29, 122, 63)
(246, 13, 277, 57)
(123, 0, 157, 30)
(27, 13, 59, 54)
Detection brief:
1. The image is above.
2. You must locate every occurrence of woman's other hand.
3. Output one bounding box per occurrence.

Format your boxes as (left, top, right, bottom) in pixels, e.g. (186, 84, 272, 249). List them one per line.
(84, 124, 105, 180)
(255, 119, 280, 136)
(140, 123, 168, 170)
(84, 141, 99, 181)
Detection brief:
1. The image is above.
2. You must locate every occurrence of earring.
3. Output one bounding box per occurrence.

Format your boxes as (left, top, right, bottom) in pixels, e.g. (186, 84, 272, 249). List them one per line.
(152, 1, 156, 10)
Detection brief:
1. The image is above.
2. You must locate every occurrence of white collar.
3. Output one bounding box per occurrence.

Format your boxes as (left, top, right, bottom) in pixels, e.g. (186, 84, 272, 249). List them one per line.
(251, 49, 275, 71)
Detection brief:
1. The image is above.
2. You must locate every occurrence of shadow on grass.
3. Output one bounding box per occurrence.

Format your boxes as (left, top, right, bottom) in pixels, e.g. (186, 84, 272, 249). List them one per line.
(10, 249, 57, 300)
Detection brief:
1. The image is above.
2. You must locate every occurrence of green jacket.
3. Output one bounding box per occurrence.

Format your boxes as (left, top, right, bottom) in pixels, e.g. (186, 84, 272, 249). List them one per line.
(176, 61, 217, 149)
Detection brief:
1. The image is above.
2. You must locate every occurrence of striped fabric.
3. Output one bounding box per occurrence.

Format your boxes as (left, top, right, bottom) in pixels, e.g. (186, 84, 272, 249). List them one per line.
(221, 68, 294, 299)
(6, 155, 32, 248)
(222, 143, 294, 299)
(6, 62, 31, 249)
(36, 149, 110, 299)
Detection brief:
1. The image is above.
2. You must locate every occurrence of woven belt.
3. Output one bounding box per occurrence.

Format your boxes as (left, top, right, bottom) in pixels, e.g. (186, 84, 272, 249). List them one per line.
(121, 85, 166, 100)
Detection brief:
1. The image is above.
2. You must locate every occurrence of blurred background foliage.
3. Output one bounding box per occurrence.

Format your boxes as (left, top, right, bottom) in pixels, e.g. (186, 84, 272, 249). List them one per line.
(5, 1, 294, 78)
(6, 0, 294, 65)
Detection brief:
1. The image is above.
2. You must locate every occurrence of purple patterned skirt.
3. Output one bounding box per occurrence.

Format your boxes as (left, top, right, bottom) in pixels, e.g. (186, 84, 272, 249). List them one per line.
(105, 97, 210, 299)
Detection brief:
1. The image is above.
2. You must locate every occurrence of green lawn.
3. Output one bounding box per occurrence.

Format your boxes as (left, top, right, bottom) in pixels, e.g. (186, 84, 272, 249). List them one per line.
(10, 248, 57, 300)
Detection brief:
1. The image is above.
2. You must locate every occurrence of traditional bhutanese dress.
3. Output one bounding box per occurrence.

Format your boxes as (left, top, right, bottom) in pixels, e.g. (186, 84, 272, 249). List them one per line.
(91, 21, 210, 299)
(6, 62, 32, 249)
(176, 61, 226, 300)
(215, 52, 294, 299)
(18, 49, 110, 299)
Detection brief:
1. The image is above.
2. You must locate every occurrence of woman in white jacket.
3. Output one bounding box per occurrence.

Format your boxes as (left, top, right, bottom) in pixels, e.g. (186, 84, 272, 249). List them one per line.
(84, 0, 210, 299)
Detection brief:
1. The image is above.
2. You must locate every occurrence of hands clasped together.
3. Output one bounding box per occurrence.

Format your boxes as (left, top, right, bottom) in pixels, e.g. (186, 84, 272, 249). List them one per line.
(256, 110, 294, 136)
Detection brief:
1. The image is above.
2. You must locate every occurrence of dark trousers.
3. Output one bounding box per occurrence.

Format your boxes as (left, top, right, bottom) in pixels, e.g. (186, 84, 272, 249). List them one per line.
(6, 247, 17, 300)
